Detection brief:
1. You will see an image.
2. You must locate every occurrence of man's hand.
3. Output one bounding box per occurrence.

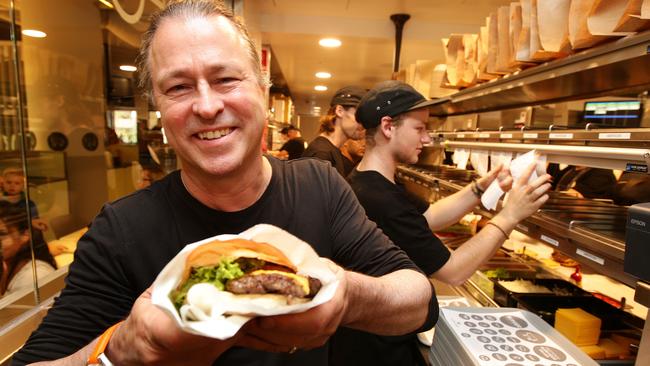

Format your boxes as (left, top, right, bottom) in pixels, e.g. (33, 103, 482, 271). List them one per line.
(237, 260, 347, 353)
(107, 287, 241, 365)
(497, 162, 551, 227)
(32, 218, 49, 231)
(476, 164, 513, 192)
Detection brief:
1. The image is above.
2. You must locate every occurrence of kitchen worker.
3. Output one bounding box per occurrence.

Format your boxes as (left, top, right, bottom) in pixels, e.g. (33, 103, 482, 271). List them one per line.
(12, 2, 438, 366)
(302, 85, 366, 177)
(331, 80, 552, 366)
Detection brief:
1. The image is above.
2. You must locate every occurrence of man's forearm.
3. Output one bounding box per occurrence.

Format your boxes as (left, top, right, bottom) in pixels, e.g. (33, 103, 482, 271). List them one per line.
(341, 269, 432, 335)
(425, 185, 478, 231)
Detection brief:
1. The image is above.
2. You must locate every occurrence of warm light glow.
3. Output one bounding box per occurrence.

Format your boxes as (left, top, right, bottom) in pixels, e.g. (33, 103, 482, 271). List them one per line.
(22, 29, 46, 38)
(98, 0, 114, 8)
(434, 64, 447, 72)
(155, 111, 161, 118)
(315, 71, 332, 79)
(120, 65, 137, 72)
(314, 85, 328, 91)
(319, 38, 341, 48)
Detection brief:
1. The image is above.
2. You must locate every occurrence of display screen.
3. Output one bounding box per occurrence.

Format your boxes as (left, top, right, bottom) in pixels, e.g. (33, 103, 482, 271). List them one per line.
(583, 100, 642, 127)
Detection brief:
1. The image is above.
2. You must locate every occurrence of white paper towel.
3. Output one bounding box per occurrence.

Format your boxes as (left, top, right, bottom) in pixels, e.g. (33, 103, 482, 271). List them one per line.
(151, 224, 339, 340)
(453, 148, 470, 170)
(470, 150, 489, 176)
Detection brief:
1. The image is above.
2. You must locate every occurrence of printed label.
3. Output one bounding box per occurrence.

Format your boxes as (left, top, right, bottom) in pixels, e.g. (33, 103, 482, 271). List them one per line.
(599, 132, 631, 140)
(576, 249, 605, 265)
(457, 134, 466, 138)
(549, 133, 574, 139)
(540, 235, 559, 247)
(478, 133, 491, 138)
(500, 133, 513, 139)
(523, 133, 538, 139)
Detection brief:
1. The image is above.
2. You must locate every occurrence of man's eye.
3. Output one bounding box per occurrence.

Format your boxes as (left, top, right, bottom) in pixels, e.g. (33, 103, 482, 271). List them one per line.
(167, 85, 188, 93)
(216, 77, 239, 84)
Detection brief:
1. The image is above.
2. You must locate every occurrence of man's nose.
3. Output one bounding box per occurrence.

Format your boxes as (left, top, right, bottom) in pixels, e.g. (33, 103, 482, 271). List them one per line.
(193, 82, 224, 119)
(421, 131, 432, 144)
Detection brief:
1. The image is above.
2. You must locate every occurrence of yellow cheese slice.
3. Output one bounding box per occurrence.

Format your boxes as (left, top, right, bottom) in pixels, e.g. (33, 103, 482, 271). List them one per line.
(250, 270, 310, 294)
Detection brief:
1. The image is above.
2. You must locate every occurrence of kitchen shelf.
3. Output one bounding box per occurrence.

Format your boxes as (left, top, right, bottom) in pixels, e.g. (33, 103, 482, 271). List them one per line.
(428, 31, 650, 116)
(396, 165, 638, 288)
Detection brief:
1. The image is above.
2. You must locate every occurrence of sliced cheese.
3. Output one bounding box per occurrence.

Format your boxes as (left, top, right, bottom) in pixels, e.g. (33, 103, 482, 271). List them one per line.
(555, 308, 601, 346)
(250, 270, 310, 294)
(579, 344, 605, 359)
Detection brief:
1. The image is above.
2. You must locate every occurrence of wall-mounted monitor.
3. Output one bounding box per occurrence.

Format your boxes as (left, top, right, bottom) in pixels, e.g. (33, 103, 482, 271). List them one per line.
(583, 100, 642, 128)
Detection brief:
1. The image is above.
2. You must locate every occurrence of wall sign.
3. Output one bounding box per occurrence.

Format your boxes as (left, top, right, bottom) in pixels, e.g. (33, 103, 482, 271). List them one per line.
(82, 132, 99, 151)
(48, 132, 68, 151)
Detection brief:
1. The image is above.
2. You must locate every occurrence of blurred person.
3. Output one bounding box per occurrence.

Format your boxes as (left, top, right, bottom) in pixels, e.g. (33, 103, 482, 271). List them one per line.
(278, 125, 306, 160)
(138, 164, 165, 189)
(0, 201, 56, 296)
(333, 80, 552, 366)
(1, 168, 48, 231)
(302, 86, 366, 176)
(341, 136, 366, 173)
(12, 2, 437, 365)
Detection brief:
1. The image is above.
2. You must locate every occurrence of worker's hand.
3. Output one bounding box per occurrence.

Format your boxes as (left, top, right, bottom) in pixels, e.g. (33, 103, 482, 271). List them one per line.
(106, 287, 241, 365)
(238, 259, 346, 353)
(476, 164, 513, 192)
(498, 162, 551, 226)
(31, 218, 48, 231)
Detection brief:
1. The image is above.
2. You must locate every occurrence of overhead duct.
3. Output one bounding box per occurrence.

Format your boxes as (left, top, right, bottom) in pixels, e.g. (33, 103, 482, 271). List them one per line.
(390, 13, 411, 73)
(102, 10, 143, 48)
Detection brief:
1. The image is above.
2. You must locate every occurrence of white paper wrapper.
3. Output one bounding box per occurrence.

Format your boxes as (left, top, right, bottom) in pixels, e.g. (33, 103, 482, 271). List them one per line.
(452, 148, 470, 170)
(480, 150, 546, 211)
(469, 150, 489, 177)
(151, 224, 339, 340)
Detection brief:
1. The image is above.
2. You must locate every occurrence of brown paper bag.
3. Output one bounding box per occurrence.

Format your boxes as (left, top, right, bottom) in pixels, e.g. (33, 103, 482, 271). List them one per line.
(529, 0, 565, 60)
(442, 35, 469, 87)
(642, 0, 650, 18)
(462, 34, 479, 86)
(496, 6, 518, 73)
(487, 12, 502, 74)
(569, 0, 614, 48)
(478, 23, 498, 81)
(516, 0, 534, 62)
(413, 60, 435, 98)
(538, 0, 572, 53)
(588, 0, 649, 33)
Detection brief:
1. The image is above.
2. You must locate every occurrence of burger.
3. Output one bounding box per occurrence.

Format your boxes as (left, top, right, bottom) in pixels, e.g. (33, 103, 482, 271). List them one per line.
(170, 238, 322, 311)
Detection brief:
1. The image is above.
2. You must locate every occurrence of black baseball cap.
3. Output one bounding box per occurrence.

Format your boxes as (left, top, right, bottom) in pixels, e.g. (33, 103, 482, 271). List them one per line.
(330, 86, 367, 107)
(355, 80, 436, 129)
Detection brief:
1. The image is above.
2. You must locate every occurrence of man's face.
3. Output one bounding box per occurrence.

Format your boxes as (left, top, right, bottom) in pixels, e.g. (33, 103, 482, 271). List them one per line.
(338, 106, 364, 140)
(3, 174, 24, 195)
(390, 109, 431, 164)
(150, 15, 266, 178)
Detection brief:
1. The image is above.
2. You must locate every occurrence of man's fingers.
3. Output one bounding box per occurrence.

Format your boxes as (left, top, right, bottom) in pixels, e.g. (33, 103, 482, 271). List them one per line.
(531, 183, 552, 200)
(516, 163, 537, 186)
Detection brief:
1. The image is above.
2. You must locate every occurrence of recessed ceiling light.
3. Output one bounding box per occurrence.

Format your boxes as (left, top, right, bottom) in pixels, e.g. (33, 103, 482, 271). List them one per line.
(319, 38, 341, 48)
(120, 65, 137, 72)
(314, 85, 328, 91)
(22, 29, 46, 38)
(315, 72, 332, 79)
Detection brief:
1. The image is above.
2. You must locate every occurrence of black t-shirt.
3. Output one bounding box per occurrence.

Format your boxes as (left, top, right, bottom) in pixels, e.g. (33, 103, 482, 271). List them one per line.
(302, 136, 349, 176)
(279, 137, 306, 160)
(12, 158, 438, 366)
(329, 169, 451, 366)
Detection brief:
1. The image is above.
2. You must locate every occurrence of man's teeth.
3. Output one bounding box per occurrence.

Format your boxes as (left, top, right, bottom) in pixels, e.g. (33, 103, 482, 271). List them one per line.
(198, 128, 232, 140)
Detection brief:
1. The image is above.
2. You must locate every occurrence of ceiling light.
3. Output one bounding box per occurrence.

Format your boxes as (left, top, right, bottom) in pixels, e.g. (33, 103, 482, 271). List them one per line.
(315, 72, 332, 79)
(22, 29, 46, 38)
(98, 0, 114, 8)
(314, 85, 328, 91)
(120, 65, 137, 72)
(319, 38, 341, 48)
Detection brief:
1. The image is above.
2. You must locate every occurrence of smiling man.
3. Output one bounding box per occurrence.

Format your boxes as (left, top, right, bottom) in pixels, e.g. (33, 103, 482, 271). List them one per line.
(12, 2, 437, 366)
(335, 80, 552, 366)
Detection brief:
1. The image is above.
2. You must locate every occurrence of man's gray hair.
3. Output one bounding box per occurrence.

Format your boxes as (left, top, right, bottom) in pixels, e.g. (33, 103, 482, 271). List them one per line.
(135, 0, 269, 103)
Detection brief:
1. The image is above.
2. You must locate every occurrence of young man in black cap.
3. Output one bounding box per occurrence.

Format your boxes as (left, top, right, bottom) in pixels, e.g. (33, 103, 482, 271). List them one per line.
(331, 80, 552, 366)
(302, 86, 366, 176)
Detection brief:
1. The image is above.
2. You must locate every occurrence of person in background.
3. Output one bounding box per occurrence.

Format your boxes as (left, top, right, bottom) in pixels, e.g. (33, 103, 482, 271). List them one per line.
(0, 202, 57, 296)
(1, 168, 48, 231)
(332, 80, 552, 366)
(278, 125, 307, 160)
(12, 2, 436, 365)
(302, 86, 366, 176)
(340, 136, 366, 173)
(138, 164, 165, 189)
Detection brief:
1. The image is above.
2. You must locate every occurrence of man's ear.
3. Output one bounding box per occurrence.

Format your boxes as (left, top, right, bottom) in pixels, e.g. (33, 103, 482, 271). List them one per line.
(334, 105, 346, 119)
(379, 116, 394, 139)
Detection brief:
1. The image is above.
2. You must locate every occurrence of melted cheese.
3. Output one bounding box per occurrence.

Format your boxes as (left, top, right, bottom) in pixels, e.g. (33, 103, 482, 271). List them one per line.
(250, 270, 310, 295)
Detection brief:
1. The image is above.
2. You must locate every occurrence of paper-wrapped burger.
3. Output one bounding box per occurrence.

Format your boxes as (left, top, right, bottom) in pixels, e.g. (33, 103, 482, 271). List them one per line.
(152, 224, 339, 339)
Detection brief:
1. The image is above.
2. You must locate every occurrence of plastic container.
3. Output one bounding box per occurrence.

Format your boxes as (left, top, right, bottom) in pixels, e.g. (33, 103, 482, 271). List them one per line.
(493, 278, 591, 308)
